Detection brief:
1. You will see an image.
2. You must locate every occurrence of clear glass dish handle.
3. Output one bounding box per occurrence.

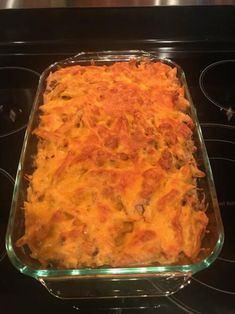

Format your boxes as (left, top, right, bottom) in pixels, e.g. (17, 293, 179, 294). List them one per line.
(61, 50, 153, 65)
(38, 273, 192, 299)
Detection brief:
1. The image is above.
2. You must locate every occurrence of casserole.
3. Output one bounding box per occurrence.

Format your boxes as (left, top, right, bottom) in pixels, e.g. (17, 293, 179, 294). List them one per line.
(6, 50, 224, 298)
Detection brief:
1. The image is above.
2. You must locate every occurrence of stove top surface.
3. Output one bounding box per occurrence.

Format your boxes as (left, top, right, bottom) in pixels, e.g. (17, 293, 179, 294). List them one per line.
(0, 6, 235, 313)
(1, 47, 234, 314)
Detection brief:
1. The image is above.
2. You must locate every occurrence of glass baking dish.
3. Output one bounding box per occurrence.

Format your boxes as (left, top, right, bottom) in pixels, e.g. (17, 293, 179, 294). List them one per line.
(6, 50, 224, 299)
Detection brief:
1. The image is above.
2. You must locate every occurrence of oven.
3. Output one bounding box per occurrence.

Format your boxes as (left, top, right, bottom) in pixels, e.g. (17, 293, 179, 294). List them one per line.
(0, 2, 235, 313)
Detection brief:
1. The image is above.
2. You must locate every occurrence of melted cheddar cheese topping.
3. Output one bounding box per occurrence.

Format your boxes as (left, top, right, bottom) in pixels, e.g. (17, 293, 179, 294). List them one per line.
(17, 60, 208, 268)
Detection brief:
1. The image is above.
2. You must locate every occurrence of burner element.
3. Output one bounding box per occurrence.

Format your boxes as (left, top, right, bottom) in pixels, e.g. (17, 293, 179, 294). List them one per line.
(199, 60, 235, 121)
(0, 67, 40, 138)
(0, 168, 14, 261)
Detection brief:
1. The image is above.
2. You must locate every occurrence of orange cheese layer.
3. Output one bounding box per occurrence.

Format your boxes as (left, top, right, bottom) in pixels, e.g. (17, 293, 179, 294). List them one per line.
(17, 60, 208, 268)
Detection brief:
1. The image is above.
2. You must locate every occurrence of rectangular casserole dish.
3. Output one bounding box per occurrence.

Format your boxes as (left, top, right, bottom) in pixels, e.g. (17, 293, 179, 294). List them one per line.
(6, 50, 224, 299)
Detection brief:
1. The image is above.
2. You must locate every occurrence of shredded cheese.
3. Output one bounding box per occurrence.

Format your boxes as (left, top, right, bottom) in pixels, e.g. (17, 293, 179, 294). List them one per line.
(17, 60, 208, 268)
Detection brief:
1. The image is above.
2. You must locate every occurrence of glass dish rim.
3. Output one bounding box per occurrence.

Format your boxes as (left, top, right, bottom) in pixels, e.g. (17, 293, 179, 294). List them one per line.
(6, 49, 224, 279)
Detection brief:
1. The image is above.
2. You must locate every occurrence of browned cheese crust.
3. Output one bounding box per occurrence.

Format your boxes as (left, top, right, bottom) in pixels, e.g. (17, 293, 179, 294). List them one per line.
(17, 60, 208, 268)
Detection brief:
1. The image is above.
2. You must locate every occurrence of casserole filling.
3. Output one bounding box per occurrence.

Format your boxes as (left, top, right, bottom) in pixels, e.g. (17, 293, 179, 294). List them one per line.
(17, 60, 208, 268)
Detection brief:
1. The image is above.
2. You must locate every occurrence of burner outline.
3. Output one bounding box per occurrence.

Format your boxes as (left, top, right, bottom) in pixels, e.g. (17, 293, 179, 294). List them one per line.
(204, 147, 235, 264)
(0, 168, 14, 262)
(0, 66, 40, 138)
(199, 60, 235, 115)
(207, 155, 235, 263)
(201, 124, 235, 263)
(168, 295, 202, 314)
(209, 156, 235, 163)
(192, 276, 235, 296)
(147, 279, 202, 313)
(191, 123, 235, 294)
(201, 122, 235, 130)
(200, 123, 235, 264)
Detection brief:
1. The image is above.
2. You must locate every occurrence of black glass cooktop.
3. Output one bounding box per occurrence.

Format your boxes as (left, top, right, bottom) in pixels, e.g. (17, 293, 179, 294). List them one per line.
(1, 48, 234, 314)
(1, 6, 235, 314)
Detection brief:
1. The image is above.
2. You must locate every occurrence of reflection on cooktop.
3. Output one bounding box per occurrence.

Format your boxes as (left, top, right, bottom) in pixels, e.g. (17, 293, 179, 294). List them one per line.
(0, 67, 40, 137)
(0, 88, 36, 136)
(199, 60, 235, 121)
